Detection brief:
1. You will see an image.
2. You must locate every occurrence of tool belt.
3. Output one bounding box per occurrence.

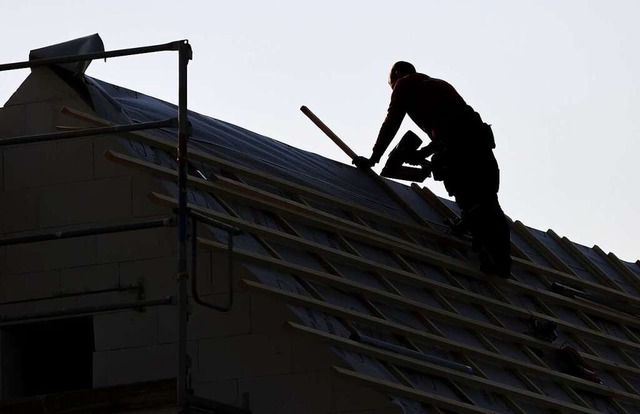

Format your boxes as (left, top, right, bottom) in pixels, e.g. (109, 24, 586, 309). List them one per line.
(431, 122, 495, 183)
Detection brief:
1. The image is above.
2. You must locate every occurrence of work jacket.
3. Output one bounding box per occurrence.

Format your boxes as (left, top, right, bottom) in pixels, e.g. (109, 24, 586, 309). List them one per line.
(371, 72, 488, 164)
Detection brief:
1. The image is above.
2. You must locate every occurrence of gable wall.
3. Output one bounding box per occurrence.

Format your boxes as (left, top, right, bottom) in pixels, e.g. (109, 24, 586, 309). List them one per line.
(0, 69, 400, 413)
(0, 67, 175, 398)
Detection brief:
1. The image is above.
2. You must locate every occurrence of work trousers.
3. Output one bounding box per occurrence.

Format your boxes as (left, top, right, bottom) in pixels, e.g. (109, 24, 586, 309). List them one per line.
(444, 149, 512, 273)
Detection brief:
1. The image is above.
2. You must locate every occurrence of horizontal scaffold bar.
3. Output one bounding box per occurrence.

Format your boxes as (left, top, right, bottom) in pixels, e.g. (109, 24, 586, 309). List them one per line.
(0, 297, 174, 325)
(0, 118, 178, 147)
(0, 217, 173, 247)
(0, 40, 186, 72)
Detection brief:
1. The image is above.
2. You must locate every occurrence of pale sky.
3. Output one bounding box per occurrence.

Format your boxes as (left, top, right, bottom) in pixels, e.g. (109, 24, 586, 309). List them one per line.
(1, 1, 638, 262)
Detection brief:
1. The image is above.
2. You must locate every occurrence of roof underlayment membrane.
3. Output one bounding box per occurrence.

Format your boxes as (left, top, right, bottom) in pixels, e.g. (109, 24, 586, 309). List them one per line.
(72, 71, 640, 414)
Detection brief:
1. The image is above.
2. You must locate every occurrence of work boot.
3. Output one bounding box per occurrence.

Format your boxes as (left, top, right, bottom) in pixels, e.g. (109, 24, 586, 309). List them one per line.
(474, 204, 511, 278)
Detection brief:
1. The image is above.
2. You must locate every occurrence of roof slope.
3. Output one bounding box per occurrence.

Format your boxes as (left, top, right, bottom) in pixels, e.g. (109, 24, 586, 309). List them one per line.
(75, 75, 640, 414)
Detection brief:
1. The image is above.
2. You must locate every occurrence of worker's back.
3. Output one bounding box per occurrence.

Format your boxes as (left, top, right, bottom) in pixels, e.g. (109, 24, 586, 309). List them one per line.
(393, 73, 480, 143)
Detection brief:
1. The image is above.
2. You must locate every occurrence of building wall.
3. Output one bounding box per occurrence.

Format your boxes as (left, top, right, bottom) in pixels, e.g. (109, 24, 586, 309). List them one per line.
(0, 68, 400, 413)
(0, 67, 177, 400)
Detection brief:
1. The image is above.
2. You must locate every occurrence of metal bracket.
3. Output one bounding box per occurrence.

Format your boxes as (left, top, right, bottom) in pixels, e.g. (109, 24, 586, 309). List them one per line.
(184, 209, 242, 312)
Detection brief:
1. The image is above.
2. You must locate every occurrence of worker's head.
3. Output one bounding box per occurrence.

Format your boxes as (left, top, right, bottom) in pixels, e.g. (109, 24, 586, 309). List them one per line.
(388, 61, 416, 87)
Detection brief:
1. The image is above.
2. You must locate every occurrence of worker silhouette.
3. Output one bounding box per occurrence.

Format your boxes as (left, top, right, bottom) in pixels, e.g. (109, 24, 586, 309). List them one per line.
(354, 61, 511, 277)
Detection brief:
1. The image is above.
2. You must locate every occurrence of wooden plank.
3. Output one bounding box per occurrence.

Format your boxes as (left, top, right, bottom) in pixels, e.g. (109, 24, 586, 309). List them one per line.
(300, 105, 428, 226)
(395, 175, 640, 316)
(300, 106, 358, 160)
(147, 189, 640, 353)
(78, 104, 637, 309)
(304, 230, 475, 400)
(107, 148, 640, 319)
(550, 230, 624, 292)
(508, 226, 638, 392)
(544, 234, 640, 380)
(599, 247, 640, 294)
(247, 179, 436, 395)
(65, 105, 445, 234)
(330, 206, 527, 410)
(402, 214, 559, 407)
(212, 174, 520, 406)
(405, 188, 563, 404)
(290, 322, 605, 414)
(553, 237, 640, 375)
(413, 185, 536, 267)
(333, 366, 498, 414)
(148, 189, 640, 344)
(104, 150, 463, 263)
(89, 106, 640, 408)
(410, 183, 458, 221)
(202, 238, 640, 379)
(386, 245, 549, 411)
(244, 279, 638, 404)
(84, 104, 633, 308)
(510, 221, 640, 311)
(408, 186, 520, 300)
(513, 222, 575, 275)
(209, 167, 430, 394)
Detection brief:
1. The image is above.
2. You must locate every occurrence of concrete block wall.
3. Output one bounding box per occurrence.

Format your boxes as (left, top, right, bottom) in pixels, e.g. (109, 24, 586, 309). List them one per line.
(88, 249, 401, 413)
(0, 67, 176, 289)
(0, 69, 401, 413)
(181, 277, 401, 414)
(0, 68, 181, 395)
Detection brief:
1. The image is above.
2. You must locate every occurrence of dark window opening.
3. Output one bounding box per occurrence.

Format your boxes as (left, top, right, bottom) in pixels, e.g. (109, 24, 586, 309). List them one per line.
(1, 317, 94, 399)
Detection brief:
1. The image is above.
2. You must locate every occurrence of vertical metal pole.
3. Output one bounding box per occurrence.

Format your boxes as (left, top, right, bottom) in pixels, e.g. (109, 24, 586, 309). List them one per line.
(177, 40, 193, 413)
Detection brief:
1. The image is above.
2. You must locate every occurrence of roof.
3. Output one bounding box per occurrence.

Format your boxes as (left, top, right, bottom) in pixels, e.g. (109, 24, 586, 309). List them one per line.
(62, 73, 640, 413)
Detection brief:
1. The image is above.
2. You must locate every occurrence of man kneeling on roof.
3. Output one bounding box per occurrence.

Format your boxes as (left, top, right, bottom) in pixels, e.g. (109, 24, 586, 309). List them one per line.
(354, 61, 511, 278)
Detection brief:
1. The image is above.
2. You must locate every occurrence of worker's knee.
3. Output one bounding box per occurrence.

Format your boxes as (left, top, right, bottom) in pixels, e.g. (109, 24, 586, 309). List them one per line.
(461, 197, 502, 226)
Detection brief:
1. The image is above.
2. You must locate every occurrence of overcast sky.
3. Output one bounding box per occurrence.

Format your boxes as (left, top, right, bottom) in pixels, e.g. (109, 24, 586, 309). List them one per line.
(1, 1, 638, 262)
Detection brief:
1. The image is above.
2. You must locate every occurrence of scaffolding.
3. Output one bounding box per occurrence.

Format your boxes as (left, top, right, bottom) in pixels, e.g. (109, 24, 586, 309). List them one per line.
(0, 40, 248, 414)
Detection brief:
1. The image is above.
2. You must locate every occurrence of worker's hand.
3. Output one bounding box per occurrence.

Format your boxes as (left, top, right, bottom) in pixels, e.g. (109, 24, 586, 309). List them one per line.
(352, 156, 375, 169)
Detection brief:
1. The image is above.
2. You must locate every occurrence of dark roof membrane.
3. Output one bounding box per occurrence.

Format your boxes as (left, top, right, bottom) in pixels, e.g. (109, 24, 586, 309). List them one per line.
(29, 33, 104, 77)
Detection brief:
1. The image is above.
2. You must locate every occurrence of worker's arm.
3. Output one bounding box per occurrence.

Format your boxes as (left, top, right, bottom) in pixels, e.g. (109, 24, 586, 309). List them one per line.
(370, 87, 406, 164)
(354, 85, 407, 170)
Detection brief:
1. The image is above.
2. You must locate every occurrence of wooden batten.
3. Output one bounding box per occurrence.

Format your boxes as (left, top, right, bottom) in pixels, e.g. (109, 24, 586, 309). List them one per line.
(244, 279, 640, 405)
(90, 104, 640, 413)
(290, 322, 606, 414)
